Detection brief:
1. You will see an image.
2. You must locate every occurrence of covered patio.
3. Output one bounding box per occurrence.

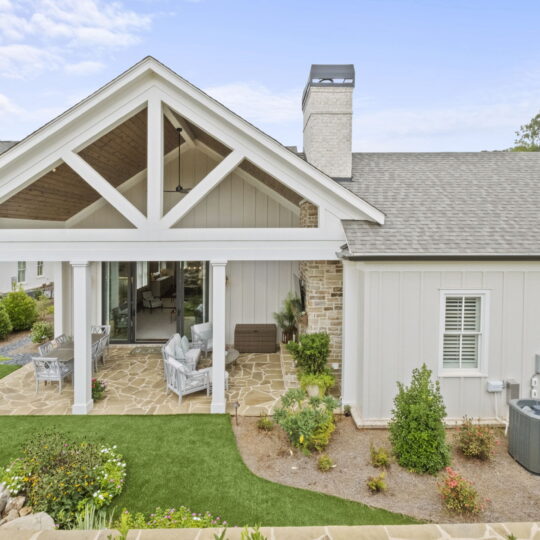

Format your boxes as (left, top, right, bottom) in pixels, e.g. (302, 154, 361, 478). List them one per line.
(0, 345, 297, 416)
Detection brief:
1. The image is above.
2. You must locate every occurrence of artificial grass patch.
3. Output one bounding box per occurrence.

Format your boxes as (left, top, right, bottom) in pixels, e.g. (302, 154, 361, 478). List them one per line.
(0, 415, 416, 527)
(0, 363, 19, 379)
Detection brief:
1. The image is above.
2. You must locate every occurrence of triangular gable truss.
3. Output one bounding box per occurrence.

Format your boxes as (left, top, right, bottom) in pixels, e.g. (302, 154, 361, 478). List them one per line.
(0, 57, 384, 237)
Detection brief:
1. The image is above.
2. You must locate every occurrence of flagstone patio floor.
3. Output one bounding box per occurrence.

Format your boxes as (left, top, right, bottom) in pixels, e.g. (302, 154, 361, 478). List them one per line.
(0, 346, 295, 416)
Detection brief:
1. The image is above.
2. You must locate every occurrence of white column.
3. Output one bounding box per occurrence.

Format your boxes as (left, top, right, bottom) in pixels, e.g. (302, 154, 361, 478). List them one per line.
(71, 261, 93, 415)
(53, 262, 64, 336)
(210, 260, 227, 413)
(341, 260, 360, 407)
(147, 93, 164, 224)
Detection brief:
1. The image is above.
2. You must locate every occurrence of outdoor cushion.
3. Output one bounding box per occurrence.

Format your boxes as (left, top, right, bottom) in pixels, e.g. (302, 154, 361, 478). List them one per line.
(167, 357, 188, 375)
(180, 335, 190, 354)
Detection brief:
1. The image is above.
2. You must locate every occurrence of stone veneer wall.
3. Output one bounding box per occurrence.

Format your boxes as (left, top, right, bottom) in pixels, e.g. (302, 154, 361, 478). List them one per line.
(298, 201, 343, 363)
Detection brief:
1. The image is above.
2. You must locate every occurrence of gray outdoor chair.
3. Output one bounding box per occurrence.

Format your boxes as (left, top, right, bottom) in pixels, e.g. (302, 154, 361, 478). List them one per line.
(164, 357, 211, 404)
(91, 325, 111, 364)
(54, 334, 72, 346)
(38, 341, 55, 356)
(191, 322, 213, 357)
(32, 356, 73, 393)
(142, 291, 163, 312)
(162, 333, 201, 375)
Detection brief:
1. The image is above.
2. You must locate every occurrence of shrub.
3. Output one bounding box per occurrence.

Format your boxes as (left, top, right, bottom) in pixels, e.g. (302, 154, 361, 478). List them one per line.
(92, 379, 107, 400)
(36, 297, 54, 320)
(273, 293, 302, 343)
(30, 321, 54, 343)
(1, 289, 38, 331)
(389, 364, 450, 474)
(116, 507, 228, 529)
(0, 304, 12, 340)
(457, 417, 496, 461)
(299, 372, 335, 395)
(0, 431, 126, 527)
(370, 444, 390, 469)
(438, 467, 483, 515)
(317, 454, 334, 472)
(366, 472, 387, 493)
(287, 332, 330, 375)
(257, 415, 274, 432)
(343, 404, 352, 417)
(273, 388, 339, 453)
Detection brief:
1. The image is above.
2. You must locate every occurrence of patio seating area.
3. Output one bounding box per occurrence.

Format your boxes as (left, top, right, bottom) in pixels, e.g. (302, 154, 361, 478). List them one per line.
(0, 345, 295, 416)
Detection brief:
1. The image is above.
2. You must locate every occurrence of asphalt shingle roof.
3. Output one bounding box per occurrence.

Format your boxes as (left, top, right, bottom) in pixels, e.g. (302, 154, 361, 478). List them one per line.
(341, 152, 540, 258)
(0, 141, 17, 155)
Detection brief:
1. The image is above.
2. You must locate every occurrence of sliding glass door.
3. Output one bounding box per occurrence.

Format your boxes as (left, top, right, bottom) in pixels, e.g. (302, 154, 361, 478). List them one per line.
(102, 261, 208, 343)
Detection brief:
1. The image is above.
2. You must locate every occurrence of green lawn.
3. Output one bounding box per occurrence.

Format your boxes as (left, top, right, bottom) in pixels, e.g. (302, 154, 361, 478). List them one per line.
(0, 363, 19, 379)
(0, 415, 416, 527)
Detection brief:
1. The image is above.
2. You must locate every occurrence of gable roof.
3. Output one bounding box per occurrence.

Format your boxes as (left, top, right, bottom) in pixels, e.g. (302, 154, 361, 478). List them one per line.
(0, 57, 384, 225)
(341, 152, 540, 259)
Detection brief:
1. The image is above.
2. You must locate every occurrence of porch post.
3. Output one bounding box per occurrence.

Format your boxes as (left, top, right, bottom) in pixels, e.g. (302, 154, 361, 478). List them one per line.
(341, 260, 359, 407)
(71, 261, 93, 415)
(53, 262, 64, 336)
(210, 259, 227, 413)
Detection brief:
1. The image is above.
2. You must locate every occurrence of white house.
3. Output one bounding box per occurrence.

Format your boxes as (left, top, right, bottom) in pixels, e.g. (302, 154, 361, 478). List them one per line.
(0, 58, 539, 424)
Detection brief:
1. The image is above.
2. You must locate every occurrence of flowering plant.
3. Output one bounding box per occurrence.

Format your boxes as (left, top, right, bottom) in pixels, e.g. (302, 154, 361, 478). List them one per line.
(92, 379, 107, 400)
(457, 417, 496, 460)
(116, 507, 228, 529)
(438, 467, 483, 515)
(0, 431, 126, 527)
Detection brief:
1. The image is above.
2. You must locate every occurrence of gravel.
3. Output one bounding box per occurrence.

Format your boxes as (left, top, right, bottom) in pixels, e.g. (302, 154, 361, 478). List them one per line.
(0, 333, 34, 365)
(233, 416, 540, 524)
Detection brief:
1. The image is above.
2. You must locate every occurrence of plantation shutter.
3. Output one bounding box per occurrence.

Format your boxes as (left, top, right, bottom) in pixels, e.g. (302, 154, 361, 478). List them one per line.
(443, 295, 481, 370)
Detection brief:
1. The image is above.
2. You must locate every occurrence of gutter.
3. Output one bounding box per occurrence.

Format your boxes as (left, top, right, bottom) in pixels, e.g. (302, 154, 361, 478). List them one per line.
(337, 252, 540, 262)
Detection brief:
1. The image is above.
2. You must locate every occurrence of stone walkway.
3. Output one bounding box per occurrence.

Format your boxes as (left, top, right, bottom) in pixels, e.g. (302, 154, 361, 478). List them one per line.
(0, 346, 289, 416)
(2, 523, 540, 539)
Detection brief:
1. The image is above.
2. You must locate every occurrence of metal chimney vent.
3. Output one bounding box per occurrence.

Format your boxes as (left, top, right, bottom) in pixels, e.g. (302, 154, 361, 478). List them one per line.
(302, 64, 355, 107)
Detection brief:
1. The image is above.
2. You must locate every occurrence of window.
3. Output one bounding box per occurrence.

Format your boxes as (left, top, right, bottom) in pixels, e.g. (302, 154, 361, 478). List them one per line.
(440, 291, 488, 376)
(17, 262, 26, 283)
(36, 261, 44, 277)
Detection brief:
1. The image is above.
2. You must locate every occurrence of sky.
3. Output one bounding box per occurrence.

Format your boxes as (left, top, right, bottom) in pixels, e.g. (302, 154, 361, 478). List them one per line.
(0, 0, 539, 152)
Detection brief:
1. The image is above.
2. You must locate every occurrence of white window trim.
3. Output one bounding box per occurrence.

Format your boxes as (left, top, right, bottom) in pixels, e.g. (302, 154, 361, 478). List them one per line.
(36, 261, 44, 277)
(17, 261, 26, 285)
(438, 289, 490, 378)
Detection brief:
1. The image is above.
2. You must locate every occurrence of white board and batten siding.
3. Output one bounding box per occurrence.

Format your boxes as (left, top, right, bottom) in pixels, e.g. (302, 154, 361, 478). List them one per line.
(353, 262, 540, 423)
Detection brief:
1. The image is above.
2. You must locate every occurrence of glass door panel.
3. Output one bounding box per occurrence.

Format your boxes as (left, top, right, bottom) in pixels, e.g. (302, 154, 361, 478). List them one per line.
(103, 262, 132, 342)
(182, 261, 205, 340)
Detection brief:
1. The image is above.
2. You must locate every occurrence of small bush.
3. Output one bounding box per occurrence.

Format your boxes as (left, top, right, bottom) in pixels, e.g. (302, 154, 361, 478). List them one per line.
(457, 417, 496, 461)
(299, 372, 335, 395)
(370, 444, 390, 469)
(0, 304, 13, 340)
(273, 388, 339, 453)
(343, 404, 352, 417)
(439, 467, 483, 515)
(1, 289, 38, 331)
(257, 415, 274, 432)
(92, 379, 107, 400)
(36, 297, 54, 320)
(0, 431, 126, 527)
(366, 472, 387, 493)
(389, 364, 450, 474)
(116, 507, 228, 529)
(30, 321, 54, 343)
(317, 454, 334, 472)
(287, 332, 330, 375)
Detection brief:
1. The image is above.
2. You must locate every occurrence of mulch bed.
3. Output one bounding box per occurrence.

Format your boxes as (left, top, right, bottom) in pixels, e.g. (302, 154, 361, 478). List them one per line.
(233, 416, 540, 524)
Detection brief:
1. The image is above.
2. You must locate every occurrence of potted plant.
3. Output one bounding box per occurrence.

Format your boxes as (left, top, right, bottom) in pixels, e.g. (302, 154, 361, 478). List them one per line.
(273, 293, 302, 343)
(299, 372, 335, 397)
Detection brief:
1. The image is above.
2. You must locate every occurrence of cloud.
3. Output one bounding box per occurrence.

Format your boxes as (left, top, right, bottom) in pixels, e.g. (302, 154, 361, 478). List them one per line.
(0, 44, 62, 78)
(64, 60, 105, 75)
(0, 0, 153, 79)
(204, 82, 301, 124)
(0, 93, 23, 116)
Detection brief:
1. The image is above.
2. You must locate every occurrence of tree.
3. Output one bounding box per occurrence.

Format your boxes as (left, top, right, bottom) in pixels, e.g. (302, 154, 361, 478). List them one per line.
(510, 112, 540, 151)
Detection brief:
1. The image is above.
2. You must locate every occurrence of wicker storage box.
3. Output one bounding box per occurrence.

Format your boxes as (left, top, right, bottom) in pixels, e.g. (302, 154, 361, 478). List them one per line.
(234, 324, 277, 353)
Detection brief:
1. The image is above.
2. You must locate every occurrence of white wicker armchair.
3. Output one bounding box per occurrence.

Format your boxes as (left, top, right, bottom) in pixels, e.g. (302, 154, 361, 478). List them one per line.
(191, 322, 213, 357)
(32, 357, 73, 393)
(164, 357, 211, 404)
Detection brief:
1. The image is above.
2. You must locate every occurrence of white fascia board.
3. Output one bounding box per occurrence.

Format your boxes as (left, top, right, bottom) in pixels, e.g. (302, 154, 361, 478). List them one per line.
(0, 227, 344, 243)
(0, 240, 342, 262)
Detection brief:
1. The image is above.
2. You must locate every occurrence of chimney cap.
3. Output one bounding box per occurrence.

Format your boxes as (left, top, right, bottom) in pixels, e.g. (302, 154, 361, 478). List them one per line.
(302, 64, 355, 107)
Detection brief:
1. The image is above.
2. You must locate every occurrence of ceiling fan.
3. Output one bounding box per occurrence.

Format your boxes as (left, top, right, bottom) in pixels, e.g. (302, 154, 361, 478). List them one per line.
(164, 127, 191, 194)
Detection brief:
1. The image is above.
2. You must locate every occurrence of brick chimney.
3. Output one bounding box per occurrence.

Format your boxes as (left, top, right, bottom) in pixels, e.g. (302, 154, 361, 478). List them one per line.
(302, 64, 355, 180)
